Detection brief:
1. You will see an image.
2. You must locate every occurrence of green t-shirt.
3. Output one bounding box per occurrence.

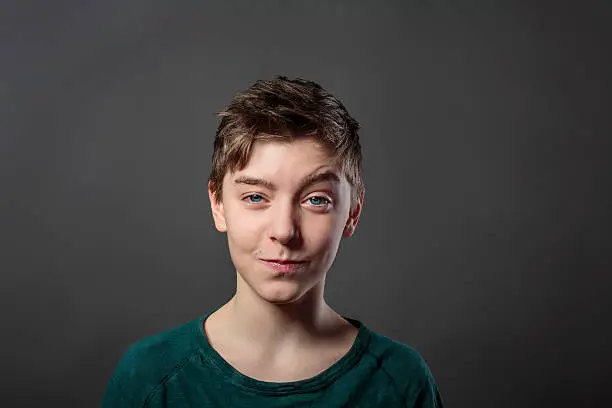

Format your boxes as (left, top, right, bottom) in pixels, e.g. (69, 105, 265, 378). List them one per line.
(102, 307, 443, 407)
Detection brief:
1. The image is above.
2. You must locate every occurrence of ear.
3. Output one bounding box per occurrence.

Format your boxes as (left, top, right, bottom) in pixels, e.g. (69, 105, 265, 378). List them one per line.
(208, 181, 227, 232)
(343, 191, 364, 238)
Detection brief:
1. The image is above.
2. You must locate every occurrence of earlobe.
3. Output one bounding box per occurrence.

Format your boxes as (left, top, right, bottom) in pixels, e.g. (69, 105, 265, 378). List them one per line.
(342, 223, 355, 238)
(343, 192, 363, 238)
(208, 182, 227, 232)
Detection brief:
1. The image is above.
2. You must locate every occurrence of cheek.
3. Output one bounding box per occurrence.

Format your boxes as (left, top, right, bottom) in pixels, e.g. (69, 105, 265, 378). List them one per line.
(302, 215, 344, 251)
(225, 207, 262, 251)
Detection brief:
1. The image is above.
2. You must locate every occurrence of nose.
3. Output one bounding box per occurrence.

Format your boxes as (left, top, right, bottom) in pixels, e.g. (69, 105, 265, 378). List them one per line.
(269, 201, 300, 245)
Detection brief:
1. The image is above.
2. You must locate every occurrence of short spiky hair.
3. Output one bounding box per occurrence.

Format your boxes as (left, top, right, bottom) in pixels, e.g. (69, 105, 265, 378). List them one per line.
(208, 76, 364, 208)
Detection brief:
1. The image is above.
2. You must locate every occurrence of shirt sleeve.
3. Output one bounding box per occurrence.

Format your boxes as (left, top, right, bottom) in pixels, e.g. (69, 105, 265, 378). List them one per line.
(408, 379, 444, 408)
(403, 357, 444, 408)
(101, 347, 148, 408)
(101, 364, 135, 407)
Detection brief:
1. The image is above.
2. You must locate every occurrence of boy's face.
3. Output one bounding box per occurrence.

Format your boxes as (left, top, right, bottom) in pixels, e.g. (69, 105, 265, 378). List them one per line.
(208, 137, 362, 305)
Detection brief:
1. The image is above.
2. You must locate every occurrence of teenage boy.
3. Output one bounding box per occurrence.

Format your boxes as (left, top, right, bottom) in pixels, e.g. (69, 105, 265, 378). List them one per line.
(102, 76, 443, 407)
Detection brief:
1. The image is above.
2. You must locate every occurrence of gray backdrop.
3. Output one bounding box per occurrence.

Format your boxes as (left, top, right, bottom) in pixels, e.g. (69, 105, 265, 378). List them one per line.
(2, 1, 611, 407)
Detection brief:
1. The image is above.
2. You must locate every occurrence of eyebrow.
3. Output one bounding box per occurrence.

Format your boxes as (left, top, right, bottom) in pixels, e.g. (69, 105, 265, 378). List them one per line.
(233, 171, 341, 191)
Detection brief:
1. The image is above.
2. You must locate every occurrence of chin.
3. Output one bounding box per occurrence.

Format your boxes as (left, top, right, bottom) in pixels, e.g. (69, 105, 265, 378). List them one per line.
(256, 282, 310, 305)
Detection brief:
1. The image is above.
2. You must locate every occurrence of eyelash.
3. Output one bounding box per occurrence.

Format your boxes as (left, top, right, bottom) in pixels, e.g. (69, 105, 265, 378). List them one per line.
(243, 194, 332, 207)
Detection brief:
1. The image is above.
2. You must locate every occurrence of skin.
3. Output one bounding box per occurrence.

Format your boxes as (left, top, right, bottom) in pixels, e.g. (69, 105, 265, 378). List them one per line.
(206, 137, 363, 380)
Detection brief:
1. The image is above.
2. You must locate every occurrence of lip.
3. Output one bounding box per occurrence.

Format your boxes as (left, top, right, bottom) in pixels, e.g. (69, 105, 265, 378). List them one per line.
(259, 259, 307, 273)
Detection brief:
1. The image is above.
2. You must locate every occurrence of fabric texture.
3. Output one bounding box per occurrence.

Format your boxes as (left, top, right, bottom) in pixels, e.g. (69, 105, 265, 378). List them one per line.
(102, 307, 443, 407)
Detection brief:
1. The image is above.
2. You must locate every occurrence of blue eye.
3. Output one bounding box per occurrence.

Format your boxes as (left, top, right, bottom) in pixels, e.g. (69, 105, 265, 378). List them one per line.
(308, 196, 330, 206)
(246, 194, 264, 203)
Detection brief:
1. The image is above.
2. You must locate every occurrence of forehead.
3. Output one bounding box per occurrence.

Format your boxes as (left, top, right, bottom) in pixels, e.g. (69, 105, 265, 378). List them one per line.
(223, 138, 350, 192)
(233, 138, 338, 177)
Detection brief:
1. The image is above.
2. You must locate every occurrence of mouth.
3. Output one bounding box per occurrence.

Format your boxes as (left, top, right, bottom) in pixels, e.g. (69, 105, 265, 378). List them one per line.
(260, 259, 306, 264)
(258, 259, 308, 273)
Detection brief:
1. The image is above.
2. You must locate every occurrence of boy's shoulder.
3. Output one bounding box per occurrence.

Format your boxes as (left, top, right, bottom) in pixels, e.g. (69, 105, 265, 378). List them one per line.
(125, 316, 202, 366)
(367, 328, 435, 376)
(102, 316, 204, 407)
(364, 327, 442, 405)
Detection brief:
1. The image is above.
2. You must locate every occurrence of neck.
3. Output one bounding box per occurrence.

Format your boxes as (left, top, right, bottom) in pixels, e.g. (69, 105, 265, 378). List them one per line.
(220, 271, 343, 351)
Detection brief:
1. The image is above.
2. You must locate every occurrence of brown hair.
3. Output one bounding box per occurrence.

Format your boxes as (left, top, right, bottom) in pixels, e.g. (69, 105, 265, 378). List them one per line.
(208, 76, 364, 209)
